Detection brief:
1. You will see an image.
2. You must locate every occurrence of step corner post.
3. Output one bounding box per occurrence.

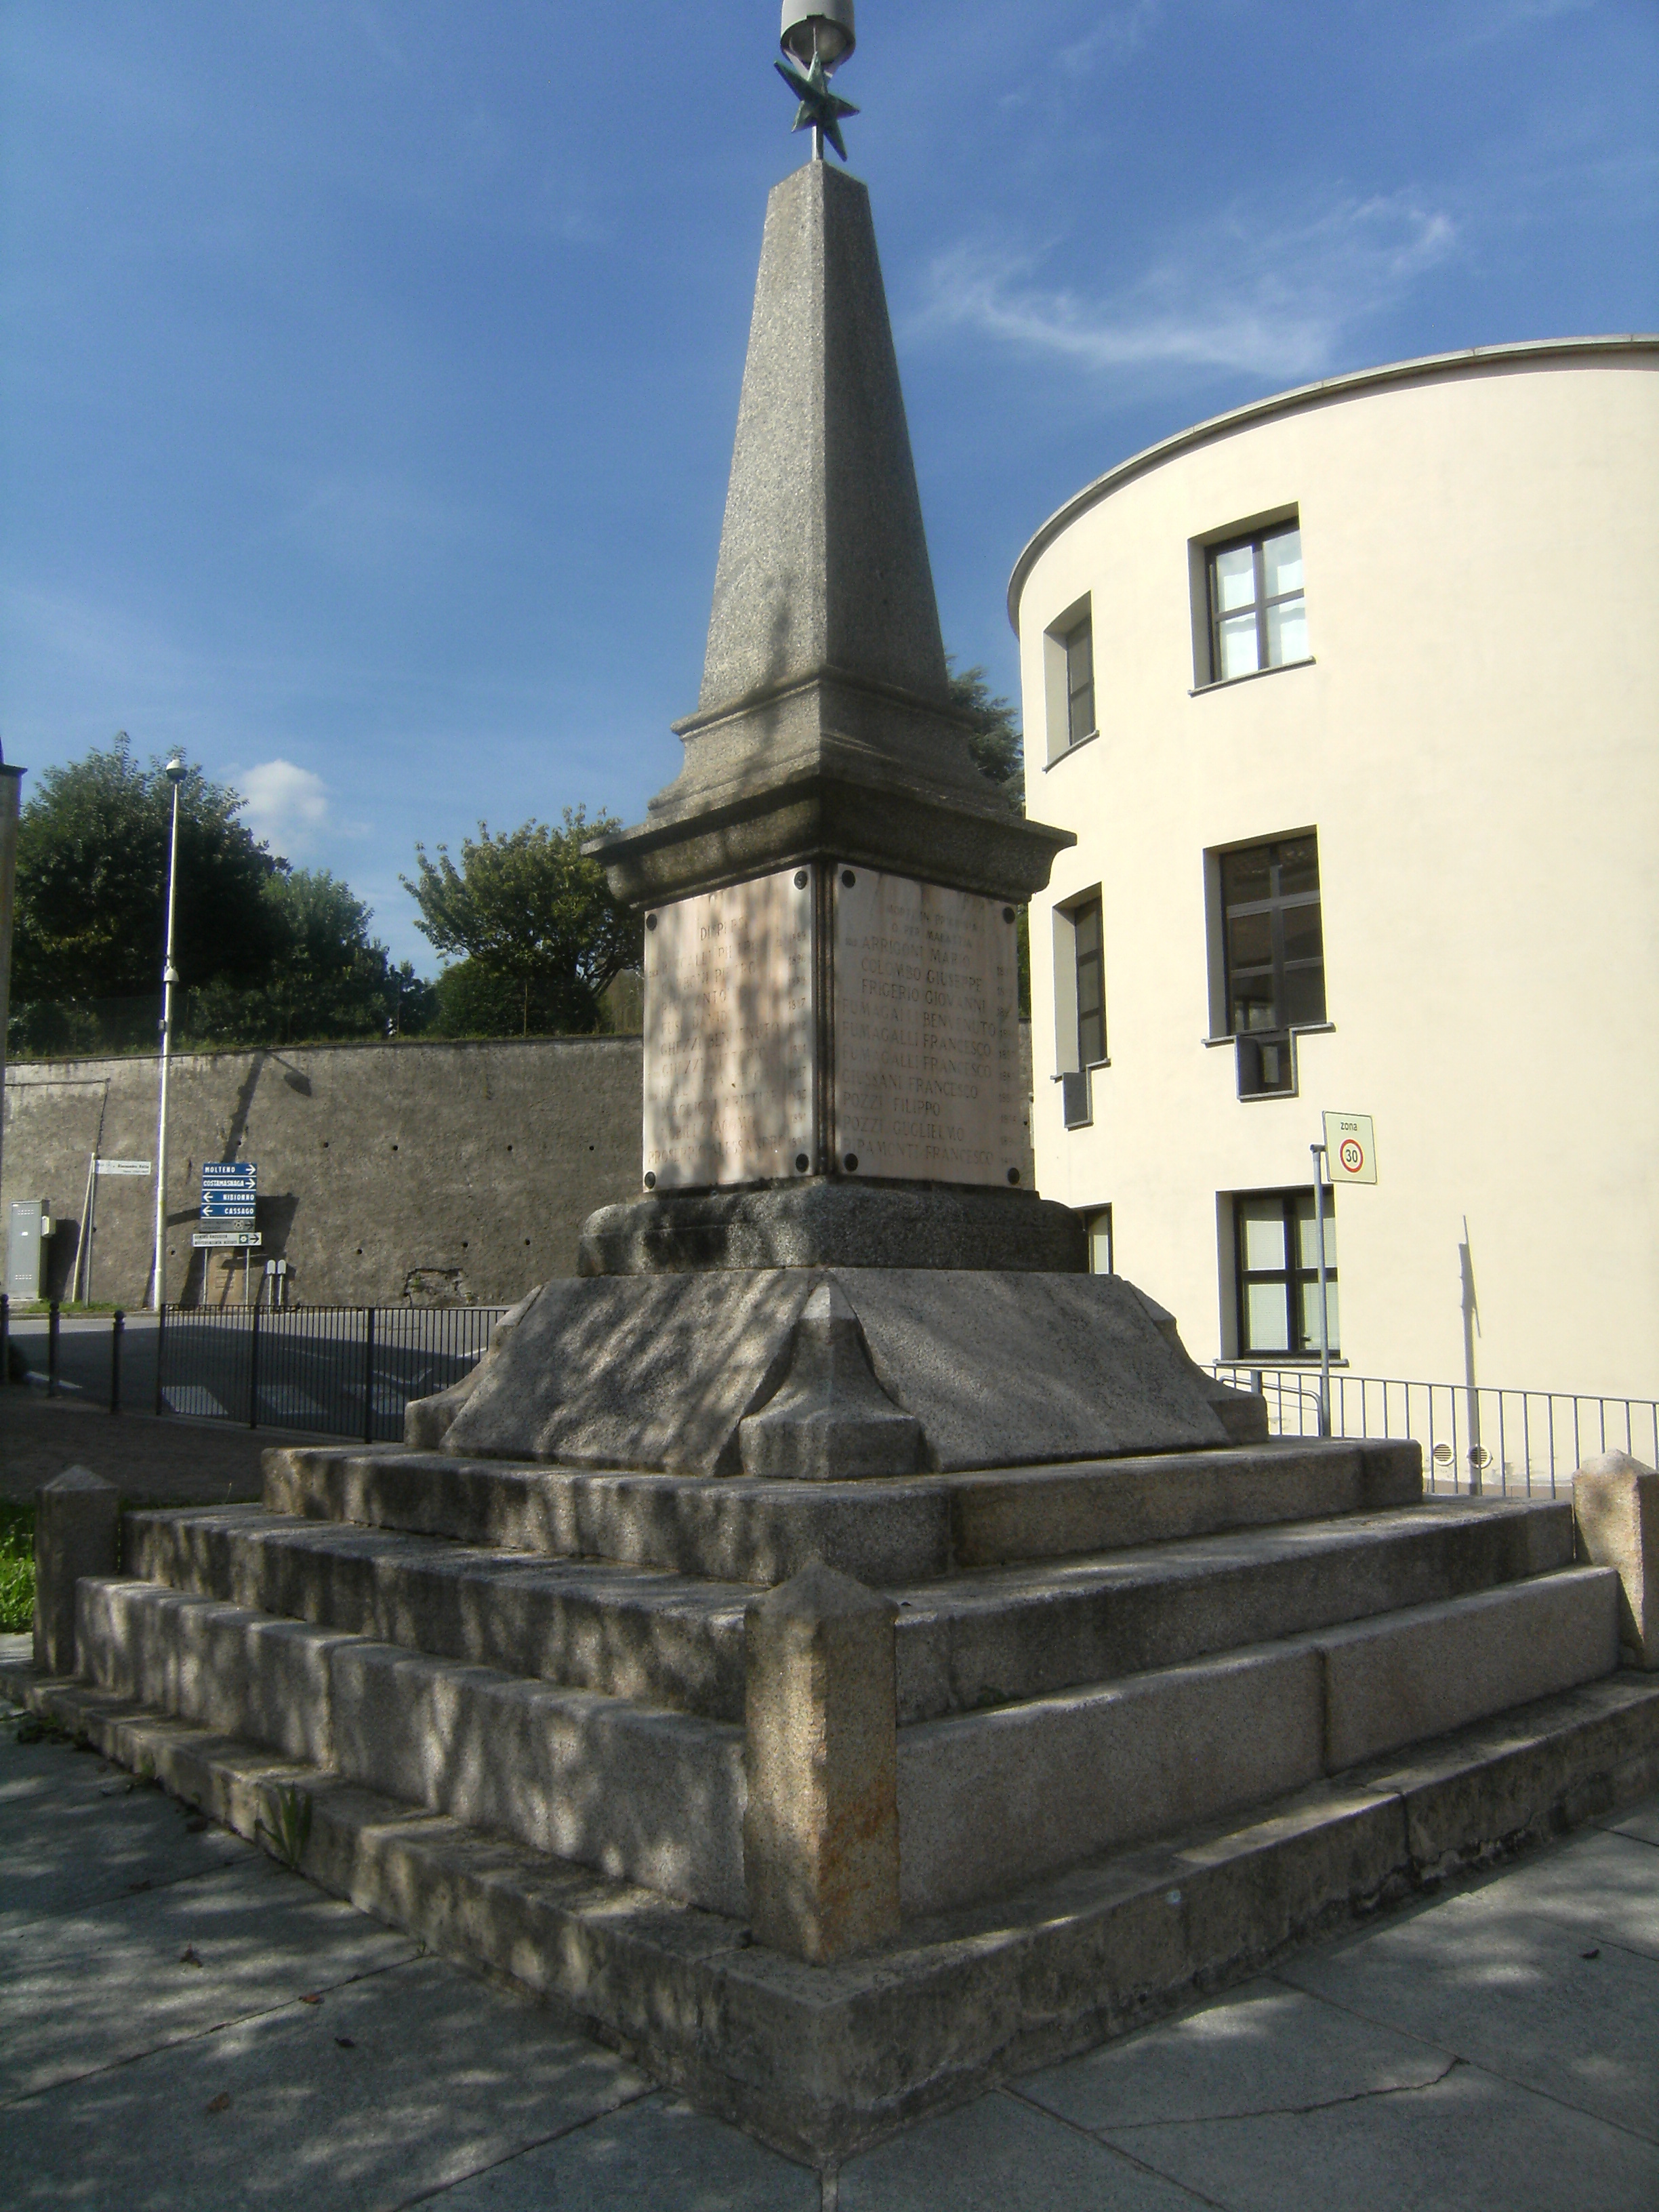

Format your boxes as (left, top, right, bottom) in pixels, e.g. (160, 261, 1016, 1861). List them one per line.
(1574, 1450, 1659, 1668)
(33, 1466, 121, 1677)
(743, 1562, 901, 1963)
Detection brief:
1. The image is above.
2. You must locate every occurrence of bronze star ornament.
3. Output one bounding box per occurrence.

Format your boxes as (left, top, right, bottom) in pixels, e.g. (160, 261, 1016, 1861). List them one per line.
(775, 48, 859, 162)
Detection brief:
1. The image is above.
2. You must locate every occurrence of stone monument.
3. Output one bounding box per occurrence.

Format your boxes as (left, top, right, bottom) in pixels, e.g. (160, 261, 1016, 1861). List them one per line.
(10, 6, 1654, 2169)
(407, 18, 1260, 1473)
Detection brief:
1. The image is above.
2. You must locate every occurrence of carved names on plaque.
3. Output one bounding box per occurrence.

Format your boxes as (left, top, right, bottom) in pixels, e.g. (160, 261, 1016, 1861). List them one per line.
(642, 867, 815, 1189)
(832, 869, 1026, 1187)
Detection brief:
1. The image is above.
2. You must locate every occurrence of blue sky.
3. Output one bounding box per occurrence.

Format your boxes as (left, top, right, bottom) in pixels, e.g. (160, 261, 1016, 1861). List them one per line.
(3, 1, 1654, 970)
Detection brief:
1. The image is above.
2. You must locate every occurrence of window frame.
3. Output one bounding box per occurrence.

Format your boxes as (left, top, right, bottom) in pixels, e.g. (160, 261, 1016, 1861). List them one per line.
(1082, 1204, 1113, 1275)
(1042, 595, 1098, 763)
(1215, 832, 1326, 1095)
(1233, 1187, 1338, 1359)
(1063, 615, 1095, 749)
(1052, 888, 1107, 1129)
(1208, 523, 1306, 684)
(1192, 512, 1310, 689)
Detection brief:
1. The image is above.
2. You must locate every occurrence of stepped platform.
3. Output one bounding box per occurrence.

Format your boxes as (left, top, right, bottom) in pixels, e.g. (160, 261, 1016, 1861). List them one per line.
(11, 1429, 1658, 2158)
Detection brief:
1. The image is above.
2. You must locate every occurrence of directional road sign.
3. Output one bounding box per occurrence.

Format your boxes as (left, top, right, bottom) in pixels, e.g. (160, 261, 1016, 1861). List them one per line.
(201, 1162, 257, 1219)
(191, 1230, 263, 1250)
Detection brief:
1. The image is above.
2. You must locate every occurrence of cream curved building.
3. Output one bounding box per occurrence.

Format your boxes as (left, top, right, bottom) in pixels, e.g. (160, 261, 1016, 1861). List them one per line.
(1011, 336, 1659, 1404)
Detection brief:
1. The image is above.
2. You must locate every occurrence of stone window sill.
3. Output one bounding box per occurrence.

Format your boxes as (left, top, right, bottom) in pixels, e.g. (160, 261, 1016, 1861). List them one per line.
(1044, 729, 1100, 770)
(1189, 656, 1315, 697)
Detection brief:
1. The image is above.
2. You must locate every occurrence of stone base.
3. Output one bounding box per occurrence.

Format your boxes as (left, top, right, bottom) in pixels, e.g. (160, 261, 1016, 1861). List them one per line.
(7, 1658, 1656, 2165)
(577, 1181, 1087, 1275)
(409, 1267, 1255, 1478)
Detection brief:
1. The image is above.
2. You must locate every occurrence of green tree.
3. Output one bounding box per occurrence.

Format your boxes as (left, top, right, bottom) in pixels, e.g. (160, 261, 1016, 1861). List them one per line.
(947, 658, 1031, 1010)
(12, 733, 285, 1003)
(188, 870, 434, 1046)
(403, 808, 642, 1038)
(947, 659, 1025, 813)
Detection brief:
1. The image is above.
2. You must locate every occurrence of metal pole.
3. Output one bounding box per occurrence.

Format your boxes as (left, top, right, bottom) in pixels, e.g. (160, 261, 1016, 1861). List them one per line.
(247, 1296, 261, 1429)
(47, 1298, 60, 1398)
(1311, 1143, 1330, 1437)
(0, 748, 24, 1213)
(110, 1309, 124, 1414)
(150, 766, 185, 1310)
(154, 1294, 167, 1415)
(362, 1305, 376, 1445)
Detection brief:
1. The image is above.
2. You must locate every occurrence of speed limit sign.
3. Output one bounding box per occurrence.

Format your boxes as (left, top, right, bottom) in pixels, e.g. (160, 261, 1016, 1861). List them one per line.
(1324, 1112, 1377, 1184)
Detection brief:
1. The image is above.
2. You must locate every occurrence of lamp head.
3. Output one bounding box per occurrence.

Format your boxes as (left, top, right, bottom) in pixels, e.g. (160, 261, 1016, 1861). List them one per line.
(163, 754, 187, 786)
(781, 3, 854, 71)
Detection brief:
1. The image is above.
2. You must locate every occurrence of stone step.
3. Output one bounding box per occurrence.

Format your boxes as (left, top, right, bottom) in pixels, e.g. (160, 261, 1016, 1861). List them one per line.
(125, 1506, 751, 1723)
(893, 1495, 1575, 1723)
(899, 1565, 1620, 1912)
(9, 1623, 1654, 2166)
(73, 1556, 1618, 1922)
(266, 1435, 1421, 1582)
(73, 1577, 747, 1917)
(127, 1492, 1572, 1725)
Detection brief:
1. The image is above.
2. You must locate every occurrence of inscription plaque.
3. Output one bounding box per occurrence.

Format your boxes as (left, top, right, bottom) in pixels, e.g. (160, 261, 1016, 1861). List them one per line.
(642, 867, 815, 1188)
(832, 869, 1026, 1187)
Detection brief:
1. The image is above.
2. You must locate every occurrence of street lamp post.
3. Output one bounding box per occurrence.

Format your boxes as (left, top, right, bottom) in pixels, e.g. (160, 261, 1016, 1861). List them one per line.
(0, 741, 24, 1208)
(149, 756, 188, 1311)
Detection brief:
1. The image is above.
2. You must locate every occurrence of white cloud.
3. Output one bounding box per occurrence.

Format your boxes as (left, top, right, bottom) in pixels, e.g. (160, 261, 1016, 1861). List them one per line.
(233, 758, 331, 853)
(1060, 1, 1164, 77)
(914, 193, 1459, 388)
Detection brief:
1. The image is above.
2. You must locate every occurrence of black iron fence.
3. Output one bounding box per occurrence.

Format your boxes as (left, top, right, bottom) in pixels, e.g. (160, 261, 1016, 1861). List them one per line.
(1212, 1363, 1659, 1499)
(155, 1303, 506, 1441)
(0, 1294, 504, 1443)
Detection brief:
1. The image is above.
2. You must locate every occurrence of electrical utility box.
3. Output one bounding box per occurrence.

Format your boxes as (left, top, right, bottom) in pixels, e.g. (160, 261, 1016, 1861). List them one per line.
(6, 1200, 49, 1301)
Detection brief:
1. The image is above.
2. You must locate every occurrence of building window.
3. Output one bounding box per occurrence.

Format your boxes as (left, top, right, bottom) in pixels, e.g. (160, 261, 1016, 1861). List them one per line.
(1054, 892, 1106, 1127)
(1044, 598, 1097, 762)
(1073, 897, 1105, 1068)
(1083, 1204, 1113, 1274)
(1221, 833, 1325, 1096)
(1063, 615, 1095, 747)
(1235, 1189, 1336, 1357)
(1208, 523, 1307, 684)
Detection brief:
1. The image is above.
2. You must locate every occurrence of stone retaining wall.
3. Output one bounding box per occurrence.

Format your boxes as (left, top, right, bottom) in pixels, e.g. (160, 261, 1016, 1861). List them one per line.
(1, 1036, 644, 1308)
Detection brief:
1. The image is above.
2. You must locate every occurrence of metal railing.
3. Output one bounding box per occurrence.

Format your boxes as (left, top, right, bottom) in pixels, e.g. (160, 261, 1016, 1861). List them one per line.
(154, 1303, 506, 1441)
(1211, 1362, 1659, 1498)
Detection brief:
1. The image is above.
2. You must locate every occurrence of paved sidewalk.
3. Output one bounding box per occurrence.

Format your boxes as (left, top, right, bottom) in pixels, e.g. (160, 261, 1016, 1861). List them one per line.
(3, 1658, 1655, 2209)
(0, 1395, 295, 1508)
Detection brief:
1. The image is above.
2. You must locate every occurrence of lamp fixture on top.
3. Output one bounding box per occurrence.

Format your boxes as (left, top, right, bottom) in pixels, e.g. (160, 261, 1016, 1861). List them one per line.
(780, 4, 855, 72)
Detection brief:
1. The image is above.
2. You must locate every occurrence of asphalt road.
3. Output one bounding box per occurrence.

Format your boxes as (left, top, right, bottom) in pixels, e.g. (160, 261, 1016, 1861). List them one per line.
(6, 1309, 496, 1441)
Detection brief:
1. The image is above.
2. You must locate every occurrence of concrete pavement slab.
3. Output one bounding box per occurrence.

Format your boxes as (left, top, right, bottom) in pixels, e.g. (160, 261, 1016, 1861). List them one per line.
(1416, 1826, 1659, 1960)
(0, 1727, 249, 1925)
(3, 1954, 649, 2211)
(0, 1853, 419, 2100)
(1073, 2057, 1659, 2212)
(1607, 1798, 1659, 1847)
(1279, 1881, 1659, 2139)
(1019, 1978, 1454, 2131)
(432, 2091, 819, 2209)
(837, 2087, 1210, 2210)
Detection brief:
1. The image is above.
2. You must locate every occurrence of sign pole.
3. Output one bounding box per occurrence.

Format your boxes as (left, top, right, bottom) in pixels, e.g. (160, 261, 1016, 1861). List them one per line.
(1310, 1142, 1331, 1437)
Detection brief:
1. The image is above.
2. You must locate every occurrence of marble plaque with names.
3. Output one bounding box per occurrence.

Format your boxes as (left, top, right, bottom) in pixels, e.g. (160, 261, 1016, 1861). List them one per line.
(832, 869, 1026, 1187)
(642, 867, 815, 1189)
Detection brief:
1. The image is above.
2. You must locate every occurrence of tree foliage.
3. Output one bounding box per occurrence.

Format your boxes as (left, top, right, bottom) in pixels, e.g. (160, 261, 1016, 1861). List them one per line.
(403, 809, 642, 1038)
(189, 871, 434, 1046)
(947, 659, 1025, 813)
(12, 733, 285, 1001)
(8, 735, 432, 1053)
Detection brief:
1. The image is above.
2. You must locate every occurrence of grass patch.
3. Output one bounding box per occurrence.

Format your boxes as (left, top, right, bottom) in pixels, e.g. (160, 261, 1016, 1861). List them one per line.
(0, 1503, 35, 1632)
